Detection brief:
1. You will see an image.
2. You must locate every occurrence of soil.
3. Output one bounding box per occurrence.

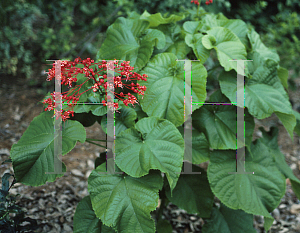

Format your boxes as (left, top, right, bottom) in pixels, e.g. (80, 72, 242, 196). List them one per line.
(1, 73, 300, 233)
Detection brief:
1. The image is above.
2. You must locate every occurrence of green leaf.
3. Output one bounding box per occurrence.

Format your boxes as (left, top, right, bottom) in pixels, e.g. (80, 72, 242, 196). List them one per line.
(140, 10, 186, 28)
(202, 34, 216, 49)
(202, 204, 256, 233)
(152, 24, 182, 55)
(177, 126, 210, 164)
(88, 163, 163, 233)
(0, 190, 8, 202)
(201, 14, 220, 30)
(156, 219, 172, 233)
(142, 29, 166, 50)
(293, 109, 300, 137)
(115, 116, 184, 192)
(192, 90, 255, 150)
(207, 141, 286, 232)
(294, 121, 300, 137)
(219, 59, 296, 140)
(274, 112, 295, 142)
(10, 111, 86, 186)
(165, 165, 214, 218)
(152, 23, 191, 60)
(97, 17, 165, 72)
(257, 126, 300, 200)
(277, 66, 289, 89)
(1, 173, 12, 192)
(73, 196, 116, 233)
(293, 109, 300, 122)
(101, 105, 137, 137)
(85, 93, 108, 116)
(217, 19, 250, 50)
(138, 53, 207, 127)
(166, 40, 191, 60)
(183, 21, 202, 35)
(202, 27, 247, 73)
(185, 33, 210, 64)
(247, 28, 280, 63)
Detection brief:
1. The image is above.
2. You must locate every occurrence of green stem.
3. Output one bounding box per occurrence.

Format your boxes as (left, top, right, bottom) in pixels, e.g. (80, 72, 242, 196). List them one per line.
(86, 138, 107, 142)
(85, 139, 106, 148)
(156, 193, 166, 223)
(197, 0, 201, 17)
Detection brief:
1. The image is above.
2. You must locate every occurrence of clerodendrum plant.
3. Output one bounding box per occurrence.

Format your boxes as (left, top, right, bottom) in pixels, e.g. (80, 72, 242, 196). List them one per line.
(9, 2, 300, 233)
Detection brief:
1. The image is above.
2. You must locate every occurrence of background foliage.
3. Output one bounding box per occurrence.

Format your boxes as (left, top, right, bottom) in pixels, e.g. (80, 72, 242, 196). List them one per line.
(223, 0, 300, 88)
(1, 0, 298, 91)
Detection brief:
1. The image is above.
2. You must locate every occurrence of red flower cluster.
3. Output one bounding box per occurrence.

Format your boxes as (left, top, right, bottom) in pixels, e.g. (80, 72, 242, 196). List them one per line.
(191, 0, 212, 5)
(43, 58, 147, 121)
(191, 0, 200, 5)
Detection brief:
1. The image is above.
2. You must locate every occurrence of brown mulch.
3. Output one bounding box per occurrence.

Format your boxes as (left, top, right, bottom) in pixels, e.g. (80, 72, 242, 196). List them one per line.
(1, 74, 300, 233)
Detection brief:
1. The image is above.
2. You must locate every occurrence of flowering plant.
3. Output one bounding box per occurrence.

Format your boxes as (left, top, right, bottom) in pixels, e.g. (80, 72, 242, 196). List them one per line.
(8, 1, 300, 233)
(43, 58, 148, 121)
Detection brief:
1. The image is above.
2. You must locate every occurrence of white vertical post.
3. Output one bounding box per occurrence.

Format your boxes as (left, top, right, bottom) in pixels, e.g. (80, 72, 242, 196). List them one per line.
(228, 59, 254, 175)
(176, 59, 201, 174)
(46, 60, 64, 175)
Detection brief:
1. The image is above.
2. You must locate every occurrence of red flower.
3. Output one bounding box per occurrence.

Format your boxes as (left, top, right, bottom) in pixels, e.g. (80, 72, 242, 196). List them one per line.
(191, 0, 200, 6)
(44, 58, 148, 121)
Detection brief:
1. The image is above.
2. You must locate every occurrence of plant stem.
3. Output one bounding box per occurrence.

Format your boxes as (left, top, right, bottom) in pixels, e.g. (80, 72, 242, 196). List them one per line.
(86, 138, 107, 142)
(156, 192, 166, 223)
(7, 176, 16, 192)
(197, 0, 201, 17)
(85, 139, 106, 148)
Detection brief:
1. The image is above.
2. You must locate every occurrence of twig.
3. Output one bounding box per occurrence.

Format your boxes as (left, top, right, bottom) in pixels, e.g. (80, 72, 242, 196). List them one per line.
(85, 139, 106, 148)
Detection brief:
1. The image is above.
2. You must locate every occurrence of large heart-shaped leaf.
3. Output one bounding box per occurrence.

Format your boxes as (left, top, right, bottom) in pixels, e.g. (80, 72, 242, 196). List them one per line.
(138, 53, 207, 127)
(207, 141, 286, 232)
(10, 111, 86, 186)
(97, 17, 166, 72)
(219, 58, 296, 140)
(257, 126, 300, 200)
(115, 116, 184, 191)
(88, 164, 163, 233)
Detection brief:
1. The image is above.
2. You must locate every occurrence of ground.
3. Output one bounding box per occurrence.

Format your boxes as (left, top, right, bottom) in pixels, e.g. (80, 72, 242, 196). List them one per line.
(1, 73, 300, 232)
